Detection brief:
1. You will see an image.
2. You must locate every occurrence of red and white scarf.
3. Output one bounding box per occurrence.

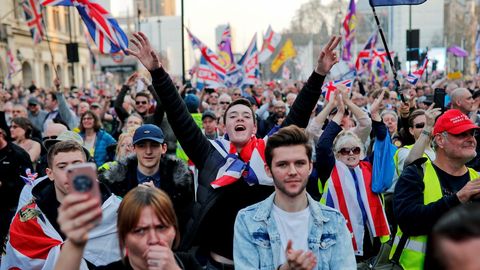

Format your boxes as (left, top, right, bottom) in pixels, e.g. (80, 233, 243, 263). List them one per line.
(322, 160, 390, 255)
(210, 136, 273, 188)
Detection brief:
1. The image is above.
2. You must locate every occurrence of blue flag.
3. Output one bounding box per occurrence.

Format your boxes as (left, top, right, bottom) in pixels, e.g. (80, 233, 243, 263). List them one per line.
(369, 0, 426, 6)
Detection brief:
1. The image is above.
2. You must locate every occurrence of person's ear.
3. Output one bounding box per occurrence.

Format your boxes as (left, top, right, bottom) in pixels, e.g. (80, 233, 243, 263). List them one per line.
(46, 168, 54, 181)
(265, 164, 273, 178)
(409, 127, 415, 136)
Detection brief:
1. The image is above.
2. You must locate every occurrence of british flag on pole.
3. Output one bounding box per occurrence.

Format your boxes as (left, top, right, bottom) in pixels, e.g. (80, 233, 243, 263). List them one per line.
(41, 0, 128, 54)
(22, 0, 45, 44)
(406, 57, 429, 85)
(321, 79, 353, 101)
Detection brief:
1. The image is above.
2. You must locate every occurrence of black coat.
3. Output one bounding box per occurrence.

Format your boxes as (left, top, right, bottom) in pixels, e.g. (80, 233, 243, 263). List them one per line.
(99, 154, 193, 234)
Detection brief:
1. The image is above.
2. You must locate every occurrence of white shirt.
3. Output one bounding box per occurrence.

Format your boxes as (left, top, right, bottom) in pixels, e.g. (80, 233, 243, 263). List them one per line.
(272, 204, 310, 265)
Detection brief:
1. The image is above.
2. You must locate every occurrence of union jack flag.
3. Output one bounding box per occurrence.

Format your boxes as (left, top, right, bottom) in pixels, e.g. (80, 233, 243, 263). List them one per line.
(41, 0, 128, 54)
(236, 33, 259, 88)
(322, 79, 353, 101)
(187, 28, 227, 81)
(22, 0, 45, 44)
(406, 57, 429, 85)
(355, 31, 377, 71)
(196, 55, 224, 90)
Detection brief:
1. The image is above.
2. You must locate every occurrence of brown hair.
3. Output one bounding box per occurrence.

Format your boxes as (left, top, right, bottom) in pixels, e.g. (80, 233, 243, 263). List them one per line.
(117, 187, 180, 256)
(79, 110, 102, 132)
(408, 109, 426, 128)
(223, 98, 256, 125)
(47, 140, 86, 168)
(11, 117, 34, 139)
(265, 125, 311, 168)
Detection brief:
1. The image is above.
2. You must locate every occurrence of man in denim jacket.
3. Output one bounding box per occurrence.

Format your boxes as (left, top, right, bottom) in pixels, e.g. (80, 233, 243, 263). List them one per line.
(234, 125, 356, 269)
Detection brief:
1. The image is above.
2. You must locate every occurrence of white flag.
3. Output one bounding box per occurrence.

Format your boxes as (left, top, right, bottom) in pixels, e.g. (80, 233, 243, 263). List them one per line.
(259, 25, 282, 63)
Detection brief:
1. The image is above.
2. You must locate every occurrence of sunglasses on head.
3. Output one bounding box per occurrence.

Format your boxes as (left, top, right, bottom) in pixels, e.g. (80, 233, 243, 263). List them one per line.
(135, 101, 148, 105)
(338, 147, 361, 156)
(414, 123, 425, 129)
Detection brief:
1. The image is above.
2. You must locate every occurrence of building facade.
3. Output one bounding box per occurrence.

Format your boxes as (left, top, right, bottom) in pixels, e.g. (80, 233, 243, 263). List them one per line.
(0, 0, 91, 88)
(134, 0, 175, 18)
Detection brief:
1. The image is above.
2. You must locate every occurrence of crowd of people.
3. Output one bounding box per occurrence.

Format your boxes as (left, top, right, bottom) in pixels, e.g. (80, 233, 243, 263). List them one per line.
(1, 30, 480, 270)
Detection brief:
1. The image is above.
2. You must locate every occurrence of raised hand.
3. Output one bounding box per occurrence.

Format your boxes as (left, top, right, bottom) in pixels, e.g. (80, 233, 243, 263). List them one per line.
(315, 36, 342, 76)
(424, 104, 442, 130)
(370, 89, 385, 118)
(126, 32, 162, 71)
(57, 193, 102, 246)
(126, 72, 139, 87)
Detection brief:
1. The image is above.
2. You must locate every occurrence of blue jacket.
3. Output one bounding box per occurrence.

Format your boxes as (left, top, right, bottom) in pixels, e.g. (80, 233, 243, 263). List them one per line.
(80, 129, 116, 167)
(234, 193, 356, 270)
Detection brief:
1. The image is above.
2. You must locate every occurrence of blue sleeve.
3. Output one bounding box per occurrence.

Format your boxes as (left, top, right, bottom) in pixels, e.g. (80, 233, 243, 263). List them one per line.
(233, 210, 261, 269)
(316, 121, 342, 184)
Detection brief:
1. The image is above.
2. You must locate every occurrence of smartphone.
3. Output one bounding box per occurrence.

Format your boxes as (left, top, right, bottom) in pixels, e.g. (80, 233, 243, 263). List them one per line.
(433, 88, 446, 112)
(66, 163, 100, 200)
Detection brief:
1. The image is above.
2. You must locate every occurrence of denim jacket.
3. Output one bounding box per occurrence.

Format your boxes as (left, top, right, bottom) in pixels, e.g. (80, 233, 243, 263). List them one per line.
(234, 192, 356, 270)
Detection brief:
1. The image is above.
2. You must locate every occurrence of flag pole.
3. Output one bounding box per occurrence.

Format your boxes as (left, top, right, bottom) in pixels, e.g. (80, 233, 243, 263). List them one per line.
(371, 5, 404, 102)
(41, 7, 59, 81)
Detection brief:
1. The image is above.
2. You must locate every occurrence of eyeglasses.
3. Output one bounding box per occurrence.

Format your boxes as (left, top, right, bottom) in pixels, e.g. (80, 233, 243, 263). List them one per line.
(338, 147, 361, 156)
(220, 101, 231, 105)
(210, 95, 219, 98)
(82, 117, 94, 121)
(414, 123, 425, 129)
(447, 129, 478, 139)
(28, 103, 37, 107)
(233, 93, 241, 96)
(135, 101, 148, 105)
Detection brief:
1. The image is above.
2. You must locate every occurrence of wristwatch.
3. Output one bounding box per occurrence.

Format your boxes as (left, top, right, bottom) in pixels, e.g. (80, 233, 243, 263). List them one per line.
(422, 129, 432, 137)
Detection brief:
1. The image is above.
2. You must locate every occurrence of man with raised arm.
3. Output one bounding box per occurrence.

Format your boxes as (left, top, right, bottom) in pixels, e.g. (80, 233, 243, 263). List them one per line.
(126, 32, 341, 269)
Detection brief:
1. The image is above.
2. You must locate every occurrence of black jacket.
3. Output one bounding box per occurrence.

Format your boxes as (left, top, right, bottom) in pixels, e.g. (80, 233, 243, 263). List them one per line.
(99, 154, 193, 234)
(150, 67, 326, 255)
(0, 142, 32, 211)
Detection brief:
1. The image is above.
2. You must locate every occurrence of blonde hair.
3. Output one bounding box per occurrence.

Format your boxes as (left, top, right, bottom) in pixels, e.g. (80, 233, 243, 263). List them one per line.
(115, 127, 138, 160)
(332, 130, 365, 159)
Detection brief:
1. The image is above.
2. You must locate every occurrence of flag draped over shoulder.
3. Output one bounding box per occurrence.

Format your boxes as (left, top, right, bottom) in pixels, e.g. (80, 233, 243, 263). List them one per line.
(369, 0, 427, 6)
(271, 39, 296, 73)
(342, 0, 356, 61)
(406, 56, 429, 85)
(41, 0, 128, 54)
(22, 0, 45, 44)
(259, 25, 282, 63)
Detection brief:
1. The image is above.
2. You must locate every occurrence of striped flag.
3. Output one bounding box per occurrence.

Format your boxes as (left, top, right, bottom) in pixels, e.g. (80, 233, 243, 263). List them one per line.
(342, 0, 356, 61)
(236, 33, 259, 87)
(196, 55, 224, 90)
(187, 28, 227, 81)
(321, 79, 353, 101)
(22, 0, 45, 44)
(355, 31, 377, 72)
(406, 56, 429, 85)
(259, 25, 282, 63)
(42, 0, 128, 54)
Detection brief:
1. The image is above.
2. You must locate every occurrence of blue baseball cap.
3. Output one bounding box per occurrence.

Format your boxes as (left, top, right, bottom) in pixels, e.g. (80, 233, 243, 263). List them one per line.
(132, 124, 165, 145)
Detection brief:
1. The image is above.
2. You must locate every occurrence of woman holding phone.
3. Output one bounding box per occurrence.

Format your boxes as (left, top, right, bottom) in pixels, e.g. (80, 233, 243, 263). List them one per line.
(54, 186, 201, 270)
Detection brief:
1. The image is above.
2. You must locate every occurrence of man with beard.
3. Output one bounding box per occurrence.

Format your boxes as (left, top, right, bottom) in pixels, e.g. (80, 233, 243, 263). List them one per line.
(233, 125, 355, 269)
(259, 101, 287, 138)
(392, 109, 480, 269)
(126, 31, 341, 269)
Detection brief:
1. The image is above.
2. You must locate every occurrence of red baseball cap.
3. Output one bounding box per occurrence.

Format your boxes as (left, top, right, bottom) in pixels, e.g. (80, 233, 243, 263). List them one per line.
(433, 109, 480, 135)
